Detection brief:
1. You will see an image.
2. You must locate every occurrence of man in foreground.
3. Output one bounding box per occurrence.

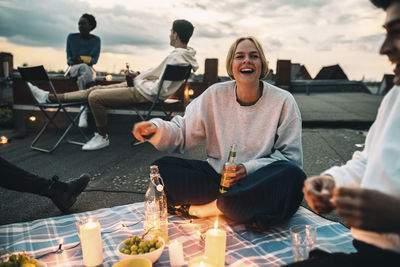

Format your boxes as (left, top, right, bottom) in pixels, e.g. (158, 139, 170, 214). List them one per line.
(287, 1, 400, 265)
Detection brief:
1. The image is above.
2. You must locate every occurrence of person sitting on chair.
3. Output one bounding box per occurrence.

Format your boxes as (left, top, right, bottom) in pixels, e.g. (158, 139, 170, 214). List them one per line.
(66, 13, 101, 129)
(0, 156, 90, 213)
(28, 19, 198, 151)
(133, 36, 305, 230)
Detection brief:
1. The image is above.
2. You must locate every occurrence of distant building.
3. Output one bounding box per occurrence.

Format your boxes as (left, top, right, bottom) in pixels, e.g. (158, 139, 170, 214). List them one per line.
(263, 69, 275, 81)
(275, 59, 312, 92)
(314, 64, 348, 80)
(378, 74, 394, 95)
(291, 63, 312, 80)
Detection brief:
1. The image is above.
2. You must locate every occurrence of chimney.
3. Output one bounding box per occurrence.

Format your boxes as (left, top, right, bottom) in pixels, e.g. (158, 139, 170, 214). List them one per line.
(276, 59, 291, 89)
(0, 52, 13, 78)
(203, 58, 218, 86)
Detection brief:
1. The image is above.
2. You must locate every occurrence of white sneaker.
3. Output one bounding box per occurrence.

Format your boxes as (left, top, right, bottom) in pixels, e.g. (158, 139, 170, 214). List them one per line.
(82, 133, 109, 151)
(27, 82, 49, 104)
(78, 106, 88, 128)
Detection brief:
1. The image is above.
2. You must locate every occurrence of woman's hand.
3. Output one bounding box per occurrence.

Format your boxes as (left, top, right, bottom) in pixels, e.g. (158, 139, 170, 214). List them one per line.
(303, 175, 336, 214)
(132, 121, 158, 142)
(225, 164, 247, 186)
(331, 187, 400, 233)
(71, 57, 83, 64)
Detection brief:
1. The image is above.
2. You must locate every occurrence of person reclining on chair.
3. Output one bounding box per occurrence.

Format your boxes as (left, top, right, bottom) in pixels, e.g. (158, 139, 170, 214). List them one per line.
(28, 19, 199, 151)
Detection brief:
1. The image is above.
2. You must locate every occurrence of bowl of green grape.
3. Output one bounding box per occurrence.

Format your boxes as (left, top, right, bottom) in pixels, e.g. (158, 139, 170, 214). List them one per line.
(117, 234, 165, 263)
(0, 251, 47, 267)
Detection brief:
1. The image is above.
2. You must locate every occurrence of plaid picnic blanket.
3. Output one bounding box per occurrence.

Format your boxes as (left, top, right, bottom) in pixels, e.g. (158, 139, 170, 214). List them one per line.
(0, 203, 355, 266)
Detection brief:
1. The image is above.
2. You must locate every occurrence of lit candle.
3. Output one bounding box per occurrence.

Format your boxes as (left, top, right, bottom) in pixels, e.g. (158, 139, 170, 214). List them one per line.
(77, 218, 103, 266)
(204, 220, 226, 267)
(188, 255, 215, 267)
(169, 239, 185, 267)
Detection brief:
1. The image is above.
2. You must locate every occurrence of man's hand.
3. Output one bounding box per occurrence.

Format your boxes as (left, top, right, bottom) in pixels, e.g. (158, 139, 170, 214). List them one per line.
(331, 187, 400, 233)
(225, 164, 247, 186)
(303, 175, 335, 214)
(132, 121, 158, 142)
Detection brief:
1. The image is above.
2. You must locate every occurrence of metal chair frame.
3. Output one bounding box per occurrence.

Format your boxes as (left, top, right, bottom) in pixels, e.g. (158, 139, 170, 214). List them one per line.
(132, 64, 192, 121)
(18, 65, 89, 153)
(131, 64, 191, 146)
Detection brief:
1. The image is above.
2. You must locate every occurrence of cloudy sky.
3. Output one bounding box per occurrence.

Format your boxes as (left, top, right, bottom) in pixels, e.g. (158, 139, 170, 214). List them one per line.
(0, 0, 392, 81)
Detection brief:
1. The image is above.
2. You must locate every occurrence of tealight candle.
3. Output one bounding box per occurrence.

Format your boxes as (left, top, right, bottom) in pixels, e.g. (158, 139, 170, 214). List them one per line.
(169, 239, 185, 267)
(188, 255, 215, 267)
(76, 217, 103, 266)
(204, 220, 226, 267)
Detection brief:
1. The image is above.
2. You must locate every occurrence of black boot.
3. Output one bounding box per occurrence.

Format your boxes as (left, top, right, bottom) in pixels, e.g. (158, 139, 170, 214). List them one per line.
(45, 174, 90, 213)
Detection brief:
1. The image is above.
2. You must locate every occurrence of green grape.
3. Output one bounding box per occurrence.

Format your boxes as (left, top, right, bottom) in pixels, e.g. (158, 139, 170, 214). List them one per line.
(156, 241, 163, 249)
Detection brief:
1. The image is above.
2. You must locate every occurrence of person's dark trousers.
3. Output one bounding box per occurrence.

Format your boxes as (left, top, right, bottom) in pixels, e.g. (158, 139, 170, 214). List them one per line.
(153, 157, 306, 229)
(0, 156, 51, 195)
(285, 239, 400, 267)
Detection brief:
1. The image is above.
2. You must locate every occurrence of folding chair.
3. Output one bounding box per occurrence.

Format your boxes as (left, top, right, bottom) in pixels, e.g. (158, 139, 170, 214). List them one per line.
(132, 64, 192, 121)
(18, 65, 89, 153)
(131, 64, 191, 146)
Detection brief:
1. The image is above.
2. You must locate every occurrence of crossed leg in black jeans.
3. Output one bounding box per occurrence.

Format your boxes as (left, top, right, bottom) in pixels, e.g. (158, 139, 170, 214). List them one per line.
(0, 156, 90, 213)
(153, 156, 306, 229)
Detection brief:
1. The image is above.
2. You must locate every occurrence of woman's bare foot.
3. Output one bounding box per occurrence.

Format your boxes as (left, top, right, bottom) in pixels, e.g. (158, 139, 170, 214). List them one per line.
(189, 200, 223, 218)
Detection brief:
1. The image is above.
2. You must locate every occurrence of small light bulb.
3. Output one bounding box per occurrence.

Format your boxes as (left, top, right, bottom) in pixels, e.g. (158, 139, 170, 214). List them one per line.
(0, 136, 8, 144)
(29, 116, 37, 122)
(105, 74, 113, 81)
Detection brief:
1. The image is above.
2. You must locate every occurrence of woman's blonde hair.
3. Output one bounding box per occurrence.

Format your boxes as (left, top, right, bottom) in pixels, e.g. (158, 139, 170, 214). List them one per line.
(226, 36, 269, 80)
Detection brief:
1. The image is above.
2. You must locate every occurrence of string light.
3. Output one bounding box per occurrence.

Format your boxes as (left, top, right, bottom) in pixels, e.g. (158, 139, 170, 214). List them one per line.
(56, 238, 64, 254)
(0, 136, 8, 144)
(29, 115, 37, 122)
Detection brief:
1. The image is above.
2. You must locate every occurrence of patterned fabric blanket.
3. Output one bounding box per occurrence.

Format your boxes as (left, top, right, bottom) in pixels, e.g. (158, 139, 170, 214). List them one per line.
(0, 202, 355, 266)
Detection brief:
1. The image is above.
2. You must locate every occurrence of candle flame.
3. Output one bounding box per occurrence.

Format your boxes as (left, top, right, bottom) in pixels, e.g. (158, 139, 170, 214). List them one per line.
(214, 220, 219, 229)
(200, 261, 205, 267)
(0, 136, 8, 144)
(188, 89, 194, 96)
(29, 116, 37, 122)
(59, 238, 64, 245)
(105, 74, 113, 81)
(88, 218, 93, 223)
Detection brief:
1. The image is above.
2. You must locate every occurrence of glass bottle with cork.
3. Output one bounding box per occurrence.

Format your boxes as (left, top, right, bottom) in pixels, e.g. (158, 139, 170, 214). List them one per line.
(144, 165, 169, 243)
(219, 144, 236, 194)
(125, 62, 134, 87)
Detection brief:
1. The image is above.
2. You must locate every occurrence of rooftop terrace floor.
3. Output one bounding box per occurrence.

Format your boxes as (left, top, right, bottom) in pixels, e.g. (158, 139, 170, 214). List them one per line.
(0, 92, 382, 226)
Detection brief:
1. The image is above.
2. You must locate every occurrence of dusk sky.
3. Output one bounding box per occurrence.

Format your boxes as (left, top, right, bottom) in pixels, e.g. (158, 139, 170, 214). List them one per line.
(0, 0, 392, 81)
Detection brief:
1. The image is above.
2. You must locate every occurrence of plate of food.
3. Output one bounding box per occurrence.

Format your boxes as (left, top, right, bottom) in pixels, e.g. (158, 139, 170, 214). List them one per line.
(0, 251, 47, 267)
